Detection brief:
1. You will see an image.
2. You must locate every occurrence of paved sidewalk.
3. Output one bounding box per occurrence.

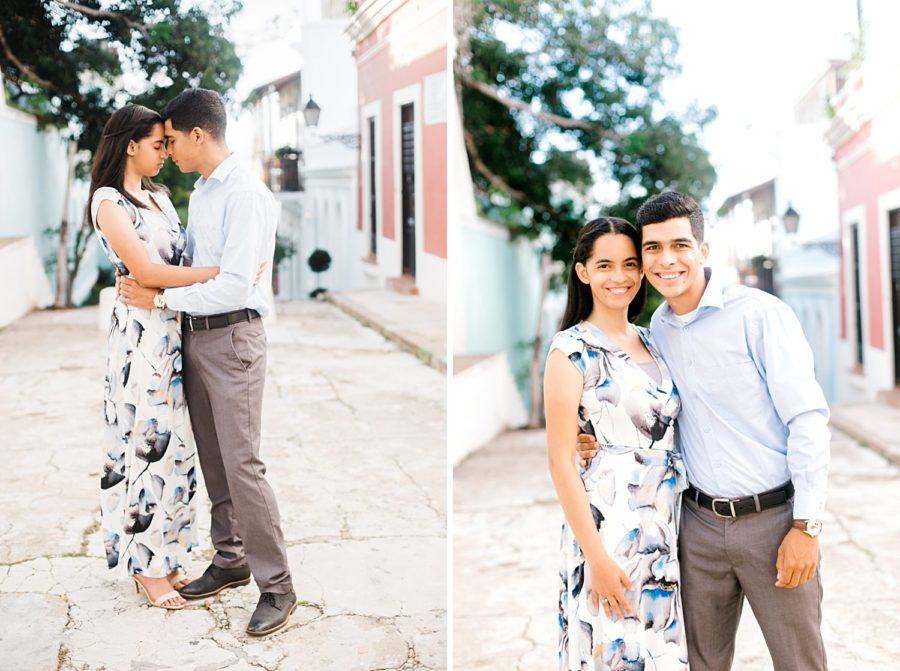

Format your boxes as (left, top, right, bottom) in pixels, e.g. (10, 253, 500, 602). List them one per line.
(0, 302, 446, 671)
(454, 426, 900, 670)
(326, 289, 446, 373)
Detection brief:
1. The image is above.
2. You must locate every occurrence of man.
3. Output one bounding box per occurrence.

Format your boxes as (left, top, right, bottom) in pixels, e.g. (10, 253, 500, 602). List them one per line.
(576, 191, 830, 670)
(118, 88, 296, 636)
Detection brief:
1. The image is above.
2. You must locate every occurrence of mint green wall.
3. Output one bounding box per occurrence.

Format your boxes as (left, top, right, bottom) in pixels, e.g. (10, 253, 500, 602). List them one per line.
(0, 111, 68, 256)
(461, 225, 541, 405)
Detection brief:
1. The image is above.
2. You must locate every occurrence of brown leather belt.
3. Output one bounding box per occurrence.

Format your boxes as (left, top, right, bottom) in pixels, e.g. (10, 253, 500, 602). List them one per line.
(686, 481, 794, 518)
(184, 308, 260, 332)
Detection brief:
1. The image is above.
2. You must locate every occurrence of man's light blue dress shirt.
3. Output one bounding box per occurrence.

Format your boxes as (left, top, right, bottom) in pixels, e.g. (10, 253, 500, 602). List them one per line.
(650, 268, 830, 519)
(164, 154, 277, 317)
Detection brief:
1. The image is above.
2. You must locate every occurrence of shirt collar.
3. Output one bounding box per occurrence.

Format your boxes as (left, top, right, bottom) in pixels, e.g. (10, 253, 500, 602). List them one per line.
(658, 267, 723, 324)
(194, 153, 239, 189)
(697, 267, 725, 311)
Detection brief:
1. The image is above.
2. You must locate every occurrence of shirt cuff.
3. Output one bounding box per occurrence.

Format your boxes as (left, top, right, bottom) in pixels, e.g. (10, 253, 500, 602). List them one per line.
(791, 488, 826, 520)
(163, 287, 189, 312)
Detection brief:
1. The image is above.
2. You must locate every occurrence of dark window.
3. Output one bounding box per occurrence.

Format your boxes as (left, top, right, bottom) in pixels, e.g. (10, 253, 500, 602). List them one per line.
(850, 223, 864, 367)
(400, 103, 416, 278)
(889, 210, 900, 382)
(368, 117, 377, 256)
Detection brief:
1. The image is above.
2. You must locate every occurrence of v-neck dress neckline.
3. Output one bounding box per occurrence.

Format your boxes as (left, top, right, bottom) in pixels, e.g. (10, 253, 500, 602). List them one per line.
(579, 320, 669, 388)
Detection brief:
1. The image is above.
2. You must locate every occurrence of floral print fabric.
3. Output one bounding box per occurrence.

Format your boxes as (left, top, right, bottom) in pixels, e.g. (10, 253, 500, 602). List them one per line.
(549, 322, 689, 670)
(91, 187, 198, 578)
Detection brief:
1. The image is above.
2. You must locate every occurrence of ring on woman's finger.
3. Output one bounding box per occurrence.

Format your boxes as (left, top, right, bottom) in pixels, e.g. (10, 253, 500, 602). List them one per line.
(600, 598, 609, 604)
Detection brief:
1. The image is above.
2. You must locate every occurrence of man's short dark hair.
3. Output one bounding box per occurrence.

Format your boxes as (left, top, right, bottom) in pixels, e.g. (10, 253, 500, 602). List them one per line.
(160, 88, 227, 139)
(635, 191, 705, 242)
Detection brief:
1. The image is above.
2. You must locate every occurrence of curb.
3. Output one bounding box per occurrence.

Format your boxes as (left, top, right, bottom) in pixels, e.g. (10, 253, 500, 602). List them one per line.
(828, 413, 900, 467)
(323, 293, 447, 374)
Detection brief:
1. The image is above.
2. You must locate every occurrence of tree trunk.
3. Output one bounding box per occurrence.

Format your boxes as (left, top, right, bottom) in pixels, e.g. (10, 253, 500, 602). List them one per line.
(54, 138, 77, 308)
(527, 251, 551, 428)
(66, 216, 91, 307)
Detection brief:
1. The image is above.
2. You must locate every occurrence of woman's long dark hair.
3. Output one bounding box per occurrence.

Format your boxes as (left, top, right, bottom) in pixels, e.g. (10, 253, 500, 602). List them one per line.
(559, 217, 647, 330)
(87, 104, 168, 224)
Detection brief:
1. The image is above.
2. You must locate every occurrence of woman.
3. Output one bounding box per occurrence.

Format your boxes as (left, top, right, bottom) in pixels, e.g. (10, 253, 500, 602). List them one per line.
(544, 217, 689, 669)
(90, 104, 218, 609)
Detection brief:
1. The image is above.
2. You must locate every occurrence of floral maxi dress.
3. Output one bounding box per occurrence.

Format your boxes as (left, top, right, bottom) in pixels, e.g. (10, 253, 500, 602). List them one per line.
(549, 322, 689, 671)
(91, 187, 198, 578)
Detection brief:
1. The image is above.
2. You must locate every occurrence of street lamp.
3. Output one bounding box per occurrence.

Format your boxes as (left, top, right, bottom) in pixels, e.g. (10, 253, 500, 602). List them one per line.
(782, 204, 800, 234)
(302, 95, 321, 128)
(302, 94, 359, 149)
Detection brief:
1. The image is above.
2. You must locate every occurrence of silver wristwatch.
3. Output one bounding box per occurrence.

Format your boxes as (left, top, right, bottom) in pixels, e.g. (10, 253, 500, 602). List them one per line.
(793, 519, 823, 537)
(153, 290, 166, 310)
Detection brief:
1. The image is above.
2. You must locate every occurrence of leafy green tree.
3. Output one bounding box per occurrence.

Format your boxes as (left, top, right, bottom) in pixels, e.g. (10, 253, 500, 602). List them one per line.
(456, 0, 717, 423)
(0, 0, 243, 306)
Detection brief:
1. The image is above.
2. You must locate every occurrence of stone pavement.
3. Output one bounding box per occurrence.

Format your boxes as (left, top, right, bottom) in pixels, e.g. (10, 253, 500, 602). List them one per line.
(0, 301, 446, 671)
(453, 424, 900, 670)
(326, 290, 446, 373)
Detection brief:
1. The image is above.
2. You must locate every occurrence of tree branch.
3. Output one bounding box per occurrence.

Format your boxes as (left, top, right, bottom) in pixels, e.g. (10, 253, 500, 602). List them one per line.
(463, 126, 563, 220)
(54, 1, 149, 38)
(459, 71, 618, 139)
(463, 126, 528, 202)
(0, 24, 54, 90)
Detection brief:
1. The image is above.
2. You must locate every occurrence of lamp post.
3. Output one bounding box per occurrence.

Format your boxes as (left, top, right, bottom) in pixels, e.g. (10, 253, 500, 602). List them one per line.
(764, 203, 801, 297)
(783, 204, 800, 235)
(303, 94, 359, 149)
(302, 95, 321, 128)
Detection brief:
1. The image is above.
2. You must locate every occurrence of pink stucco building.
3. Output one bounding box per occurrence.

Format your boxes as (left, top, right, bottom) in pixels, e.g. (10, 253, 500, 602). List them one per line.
(347, 0, 448, 303)
(827, 55, 900, 402)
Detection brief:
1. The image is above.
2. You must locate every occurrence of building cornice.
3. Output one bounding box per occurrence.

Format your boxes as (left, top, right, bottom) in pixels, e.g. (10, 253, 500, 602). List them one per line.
(826, 62, 900, 151)
(345, 0, 405, 43)
(825, 69, 866, 151)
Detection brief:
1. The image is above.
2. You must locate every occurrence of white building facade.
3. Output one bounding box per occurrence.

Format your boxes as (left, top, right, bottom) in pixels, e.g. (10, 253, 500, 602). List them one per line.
(247, 0, 359, 301)
(713, 64, 844, 400)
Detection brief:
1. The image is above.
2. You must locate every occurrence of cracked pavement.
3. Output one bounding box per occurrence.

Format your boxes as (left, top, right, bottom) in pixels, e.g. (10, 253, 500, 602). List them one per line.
(453, 427, 900, 670)
(0, 301, 446, 671)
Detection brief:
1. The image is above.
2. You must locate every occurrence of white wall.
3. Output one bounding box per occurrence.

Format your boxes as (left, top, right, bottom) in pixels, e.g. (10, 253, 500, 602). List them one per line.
(776, 244, 840, 400)
(0, 238, 53, 327)
(452, 353, 528, 465)
(298, 10, 360, 297)
(275, 165, 357, 300)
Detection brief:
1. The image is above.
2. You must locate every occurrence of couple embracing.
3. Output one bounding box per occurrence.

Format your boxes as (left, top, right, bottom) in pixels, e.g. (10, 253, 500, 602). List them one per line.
(91, 88, 296, 636)
(545, 192, 830, 670)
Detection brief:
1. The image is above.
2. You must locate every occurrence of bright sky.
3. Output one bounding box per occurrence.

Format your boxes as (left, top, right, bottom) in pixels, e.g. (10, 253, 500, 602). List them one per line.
(650, 0, 858, 208)
(223, 0, 304, 158)
(228, 0, 304, 100)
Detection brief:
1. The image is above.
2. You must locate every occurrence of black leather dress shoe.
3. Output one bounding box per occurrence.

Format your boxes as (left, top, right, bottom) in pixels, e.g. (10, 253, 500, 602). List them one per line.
(177, 563, 252, 599)
(246, 589, 297, 636)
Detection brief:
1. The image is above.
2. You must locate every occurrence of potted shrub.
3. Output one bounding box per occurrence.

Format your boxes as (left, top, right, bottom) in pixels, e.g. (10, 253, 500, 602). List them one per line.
(307, 248, 331, 298)
(274, 146, 302, 191)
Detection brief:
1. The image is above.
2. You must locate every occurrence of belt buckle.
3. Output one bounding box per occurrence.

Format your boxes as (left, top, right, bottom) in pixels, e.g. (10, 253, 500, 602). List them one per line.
(187, 316, 194, 332)
(711, 497, 736, 518)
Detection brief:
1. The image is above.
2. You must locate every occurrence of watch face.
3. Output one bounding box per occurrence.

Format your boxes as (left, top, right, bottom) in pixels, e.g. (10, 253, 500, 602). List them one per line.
(806, 520, 823, 536)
